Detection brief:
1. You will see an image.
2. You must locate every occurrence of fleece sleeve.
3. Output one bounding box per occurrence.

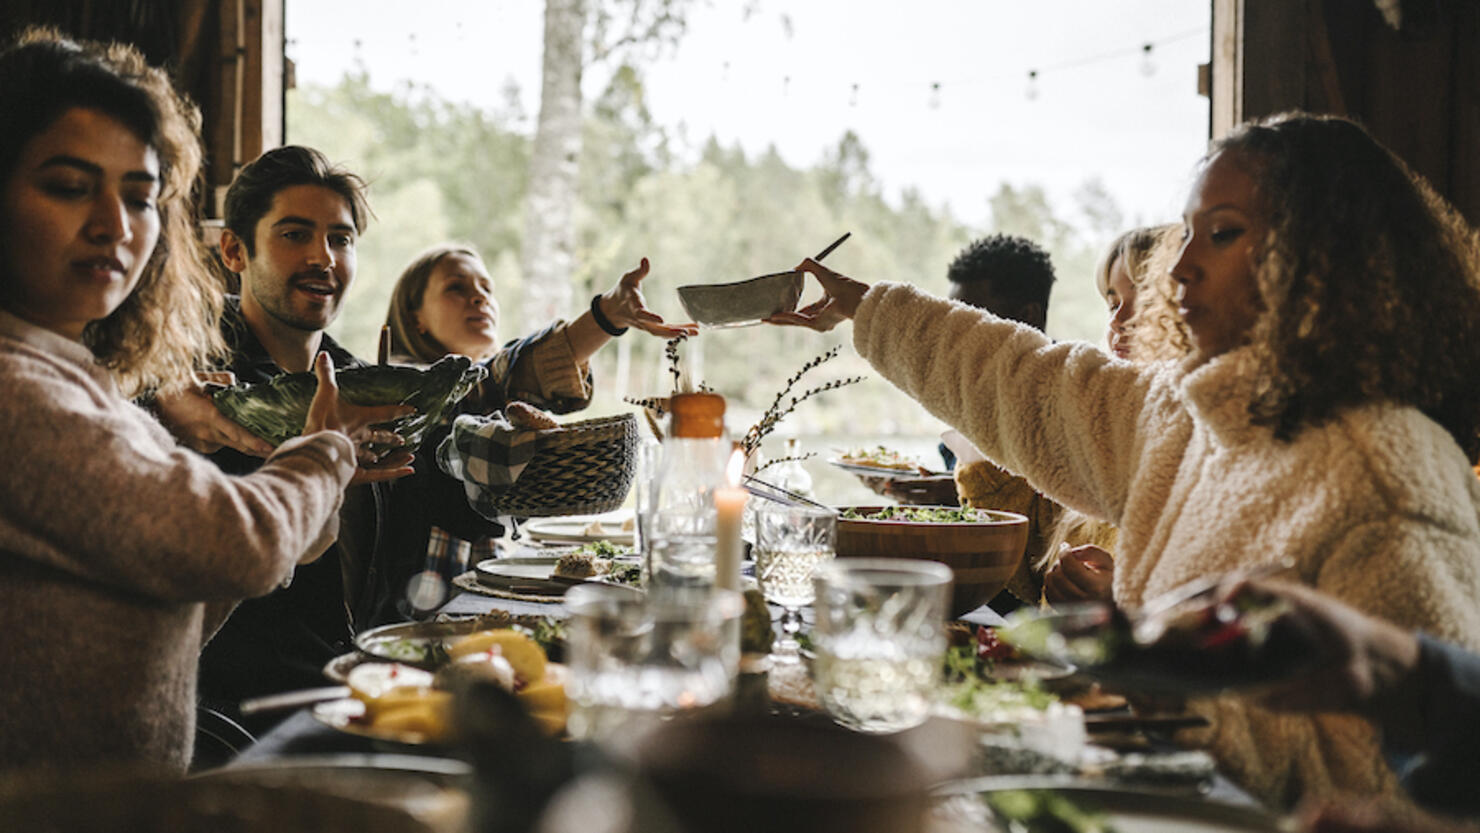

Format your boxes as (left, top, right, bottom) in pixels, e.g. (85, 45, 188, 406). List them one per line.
(853, 282, 1160, 522)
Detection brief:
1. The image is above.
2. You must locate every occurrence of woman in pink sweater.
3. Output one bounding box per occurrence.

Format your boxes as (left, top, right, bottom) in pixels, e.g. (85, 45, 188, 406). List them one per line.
(771, 113, 1480, 809)
(0, 32, 402, 773)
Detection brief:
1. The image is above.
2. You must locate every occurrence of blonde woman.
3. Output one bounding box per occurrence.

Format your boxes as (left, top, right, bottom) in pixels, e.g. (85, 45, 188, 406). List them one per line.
(381, 245, 692, 587)
(1041, 224, 1183, 605)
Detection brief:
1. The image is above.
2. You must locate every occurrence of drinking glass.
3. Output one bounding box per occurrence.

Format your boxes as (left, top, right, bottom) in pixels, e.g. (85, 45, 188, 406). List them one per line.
(564, 584, 743, 742)
(812, 558, 951, 733)
(633, 437, 662, 585)
(753, 504, 836, 663)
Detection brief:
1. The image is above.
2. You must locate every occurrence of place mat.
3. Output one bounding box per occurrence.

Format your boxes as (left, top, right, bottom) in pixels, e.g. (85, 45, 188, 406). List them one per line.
(451, 570, 562, 604)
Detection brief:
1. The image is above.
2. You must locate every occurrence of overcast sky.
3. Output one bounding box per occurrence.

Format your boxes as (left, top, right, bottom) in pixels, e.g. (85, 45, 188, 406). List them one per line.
(287, 0, 1210, 230)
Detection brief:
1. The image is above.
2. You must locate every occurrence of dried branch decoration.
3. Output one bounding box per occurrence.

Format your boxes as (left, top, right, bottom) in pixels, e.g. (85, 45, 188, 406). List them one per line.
(753, 451, 817, 477)
(740, 346, 863, 459)
(624, 396, 669, 417)
(665, 335, 689, 393)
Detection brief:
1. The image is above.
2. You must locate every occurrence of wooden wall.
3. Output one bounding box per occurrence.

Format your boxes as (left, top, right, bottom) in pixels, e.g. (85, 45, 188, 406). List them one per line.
(0, 0, 285, 220)
(1212, 0, 1480, 225)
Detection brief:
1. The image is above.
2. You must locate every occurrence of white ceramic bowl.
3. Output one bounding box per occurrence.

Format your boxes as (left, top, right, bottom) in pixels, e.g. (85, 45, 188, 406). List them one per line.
(677, 271, 804, 328)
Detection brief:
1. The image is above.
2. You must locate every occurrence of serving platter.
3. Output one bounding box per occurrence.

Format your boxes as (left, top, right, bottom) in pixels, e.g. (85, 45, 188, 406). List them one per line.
(354, 615, 563, 668)
(934, 777, 1282, 833)
(827, 458, 941, 480)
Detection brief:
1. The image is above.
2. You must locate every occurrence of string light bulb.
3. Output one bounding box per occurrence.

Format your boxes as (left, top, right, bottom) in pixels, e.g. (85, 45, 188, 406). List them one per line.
(849, 82, 860, 107)
(1140, 43, 1156, 77)
(929, 81, 941, 110)
(1025, 69, 1039, 101)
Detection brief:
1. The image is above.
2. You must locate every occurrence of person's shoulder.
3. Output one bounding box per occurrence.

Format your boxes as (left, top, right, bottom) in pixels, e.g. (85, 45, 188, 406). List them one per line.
(318, 332, 366, 369)
(1327, 402, 1478, 520)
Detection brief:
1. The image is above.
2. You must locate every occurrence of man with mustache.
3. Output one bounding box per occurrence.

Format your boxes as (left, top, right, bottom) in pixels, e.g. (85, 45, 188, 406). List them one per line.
(190, 146, 416, 734)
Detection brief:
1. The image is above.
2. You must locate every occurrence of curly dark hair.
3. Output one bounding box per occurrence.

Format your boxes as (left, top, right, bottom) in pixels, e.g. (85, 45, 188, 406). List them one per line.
(0, 28, 223, 396)
(1213, 112, 1480, 462)
(946, 234, 1056, 325)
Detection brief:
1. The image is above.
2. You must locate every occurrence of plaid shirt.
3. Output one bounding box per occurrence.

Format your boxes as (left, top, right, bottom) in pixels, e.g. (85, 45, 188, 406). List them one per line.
(423, 525, 498, 582)
(436, 411, 542, 522)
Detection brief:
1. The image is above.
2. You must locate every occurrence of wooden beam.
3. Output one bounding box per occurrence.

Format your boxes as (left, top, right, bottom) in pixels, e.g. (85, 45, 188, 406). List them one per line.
(239, 0, 284, 163)
(1210, 0, 1242, 139)
(208, 0, 243, 219)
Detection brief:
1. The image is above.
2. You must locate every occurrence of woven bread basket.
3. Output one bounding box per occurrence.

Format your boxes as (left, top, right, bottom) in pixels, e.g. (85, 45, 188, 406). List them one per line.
(486, 413, 639, 517)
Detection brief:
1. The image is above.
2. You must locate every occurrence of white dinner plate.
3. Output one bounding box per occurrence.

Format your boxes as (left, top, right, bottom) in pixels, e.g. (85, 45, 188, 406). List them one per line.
(935, 777, 1280, 832)
(827, 458, 941, 481)
(521, 516, 635, 545)
(473, 556, 568, 596)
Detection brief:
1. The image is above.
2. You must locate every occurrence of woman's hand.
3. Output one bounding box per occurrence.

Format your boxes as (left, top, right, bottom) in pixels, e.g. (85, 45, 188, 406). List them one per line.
(152, 371, 275, 457)
(598, 257, 699, 338)
(303, 353, 417, 485)
(1043, 545, 1115, 605)
(765, 257, 870, 331)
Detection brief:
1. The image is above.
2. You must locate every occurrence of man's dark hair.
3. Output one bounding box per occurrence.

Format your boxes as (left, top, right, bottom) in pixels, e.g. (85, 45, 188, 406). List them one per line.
(223, 145, 372, 254)
(946, 234, 1056, 326)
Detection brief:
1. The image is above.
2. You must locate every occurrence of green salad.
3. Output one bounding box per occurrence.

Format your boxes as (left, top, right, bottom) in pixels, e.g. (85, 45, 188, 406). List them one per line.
(941, 644, 1057, 717)
(984, 790, 1118, 833)
(841, 506, 991, 523)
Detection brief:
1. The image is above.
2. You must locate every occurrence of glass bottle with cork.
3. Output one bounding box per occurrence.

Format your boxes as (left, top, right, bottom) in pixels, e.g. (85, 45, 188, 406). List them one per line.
(646, 392, 732, 592)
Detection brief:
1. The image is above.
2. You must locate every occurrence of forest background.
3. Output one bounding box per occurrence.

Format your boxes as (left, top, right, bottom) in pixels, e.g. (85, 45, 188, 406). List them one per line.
(285, 1, 1208, 496)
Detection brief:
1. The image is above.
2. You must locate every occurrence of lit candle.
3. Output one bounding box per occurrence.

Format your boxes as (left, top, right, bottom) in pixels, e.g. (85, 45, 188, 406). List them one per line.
(713, 449, 748, 592)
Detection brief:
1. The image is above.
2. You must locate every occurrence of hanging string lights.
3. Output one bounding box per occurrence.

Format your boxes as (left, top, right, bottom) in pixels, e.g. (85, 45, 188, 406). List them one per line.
(291, 23, 1203, 111)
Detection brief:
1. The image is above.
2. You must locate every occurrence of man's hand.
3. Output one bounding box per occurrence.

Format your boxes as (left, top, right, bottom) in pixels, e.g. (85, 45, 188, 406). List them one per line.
(304, 354, 417, 484)
(1043, 545, 1115, 605)
(152, 371, 274, 457)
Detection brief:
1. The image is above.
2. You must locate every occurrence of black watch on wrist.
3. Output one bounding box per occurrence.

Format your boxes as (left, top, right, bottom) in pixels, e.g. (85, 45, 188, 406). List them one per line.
(591, 294, 628, 336)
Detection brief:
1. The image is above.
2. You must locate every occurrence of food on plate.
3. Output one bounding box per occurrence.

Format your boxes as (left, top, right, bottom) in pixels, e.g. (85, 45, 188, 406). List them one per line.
(448, 628, 548, 686)
(551, 541, 641, 587)
(840, 506, 993, 524)
(433, 650, 517, 691)
(839, 445, 931, 474)
(620, 516, 636, 532)
(341, 628, 567, 740)
(981, 789, 1117, 833)
(347, 663, 436, 714)
(506, 401, 559, 430)
(553, 552, 597, 579)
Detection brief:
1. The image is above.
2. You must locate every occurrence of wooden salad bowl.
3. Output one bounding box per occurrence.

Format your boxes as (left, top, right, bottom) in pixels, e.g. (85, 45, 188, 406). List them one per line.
(834, 506, 1029, 617)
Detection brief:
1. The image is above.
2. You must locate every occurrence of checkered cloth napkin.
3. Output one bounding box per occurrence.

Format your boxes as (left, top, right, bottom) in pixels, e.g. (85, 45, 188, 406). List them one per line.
(436, 411, 541, 521)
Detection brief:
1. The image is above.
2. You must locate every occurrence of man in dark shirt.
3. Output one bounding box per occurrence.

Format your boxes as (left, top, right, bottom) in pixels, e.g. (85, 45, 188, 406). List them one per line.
(183, 146, 416, 730)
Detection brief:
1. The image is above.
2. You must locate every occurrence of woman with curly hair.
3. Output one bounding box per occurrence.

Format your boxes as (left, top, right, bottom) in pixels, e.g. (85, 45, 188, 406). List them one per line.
(771, 112, 1480, 809)
(0, 31, 401, 773)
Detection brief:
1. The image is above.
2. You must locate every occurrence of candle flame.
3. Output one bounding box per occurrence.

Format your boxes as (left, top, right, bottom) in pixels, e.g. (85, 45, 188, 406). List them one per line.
(726, 448, 745, 487)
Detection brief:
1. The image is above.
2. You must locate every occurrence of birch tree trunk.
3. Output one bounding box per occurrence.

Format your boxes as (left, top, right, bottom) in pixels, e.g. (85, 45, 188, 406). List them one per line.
(522, 0, 586, 327)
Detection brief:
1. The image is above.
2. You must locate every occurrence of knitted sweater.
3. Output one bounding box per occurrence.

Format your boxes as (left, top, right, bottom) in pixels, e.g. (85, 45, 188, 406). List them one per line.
(0, 310, 355, 774)
(854, 283, 1480, 808)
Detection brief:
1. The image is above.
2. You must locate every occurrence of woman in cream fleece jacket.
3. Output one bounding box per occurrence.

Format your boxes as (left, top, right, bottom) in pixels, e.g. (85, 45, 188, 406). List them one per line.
(772, 113, 1480, 809)
(0, 34, 400, 773)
